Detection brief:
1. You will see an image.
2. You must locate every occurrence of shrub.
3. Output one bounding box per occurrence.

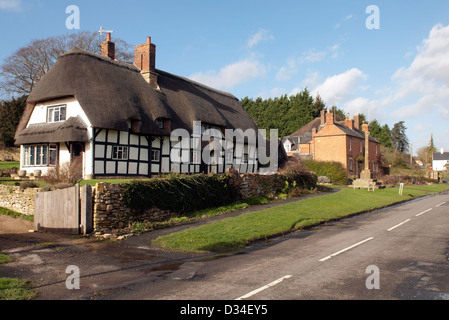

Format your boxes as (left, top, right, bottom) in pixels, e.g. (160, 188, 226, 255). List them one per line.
(43, 160, 82, 186)
(302, 159, 348, 185)
(121, 172, 240, 215)
(19, 181, 39, 191)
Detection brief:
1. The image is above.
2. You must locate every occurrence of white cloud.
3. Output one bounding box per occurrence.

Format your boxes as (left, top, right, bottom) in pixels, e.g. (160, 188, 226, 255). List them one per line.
(275, 44, 341, 82)
(310, 68, 367, 105)
(391, 23, 449, 119)
(189, 59, 266, 91)
(0, 0, 22, 11)
(247, 29, 274, 48)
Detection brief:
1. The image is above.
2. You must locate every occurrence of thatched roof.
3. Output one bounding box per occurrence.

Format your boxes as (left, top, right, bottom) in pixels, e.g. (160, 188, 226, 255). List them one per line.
(15, 48, 257, 144)
(15, 116, 89, 144)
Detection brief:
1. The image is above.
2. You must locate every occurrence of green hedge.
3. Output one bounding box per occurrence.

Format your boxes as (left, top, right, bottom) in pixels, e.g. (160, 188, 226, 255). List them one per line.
(302, 160, 348, 185)
(121, 173, 240, 215)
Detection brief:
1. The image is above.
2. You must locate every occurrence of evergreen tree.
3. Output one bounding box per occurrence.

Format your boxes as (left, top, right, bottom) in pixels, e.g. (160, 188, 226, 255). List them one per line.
(0, 95, 27, 147)
(391, 121, 409, 153)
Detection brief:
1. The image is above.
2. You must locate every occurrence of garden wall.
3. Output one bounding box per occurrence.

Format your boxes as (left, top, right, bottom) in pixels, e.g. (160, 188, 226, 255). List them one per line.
(0, 171, 317, 233)
(0, 184, 36, 216)
(92, 172, 317, 232)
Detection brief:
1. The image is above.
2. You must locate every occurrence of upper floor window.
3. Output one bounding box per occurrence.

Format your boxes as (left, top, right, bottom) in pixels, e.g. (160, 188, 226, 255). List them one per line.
(156, 118, 164, 129)
(47, 105, 66, 123)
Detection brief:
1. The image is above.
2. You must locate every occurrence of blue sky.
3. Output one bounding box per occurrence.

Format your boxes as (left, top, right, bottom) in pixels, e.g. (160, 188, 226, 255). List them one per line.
(1, 0, 449, 154)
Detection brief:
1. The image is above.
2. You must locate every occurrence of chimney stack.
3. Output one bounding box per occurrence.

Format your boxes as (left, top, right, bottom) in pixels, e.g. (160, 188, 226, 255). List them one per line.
(101, 33, 115, 60)
(345, 116, 354, 130)
(326, 109, 335, 125)
(134, 36, 158, 89)
(362, 121, 369, 133)
(353, 114, 360, 130)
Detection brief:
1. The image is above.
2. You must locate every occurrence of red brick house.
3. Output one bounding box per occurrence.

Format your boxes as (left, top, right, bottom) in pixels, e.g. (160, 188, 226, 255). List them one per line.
(283, 109, 381, 177)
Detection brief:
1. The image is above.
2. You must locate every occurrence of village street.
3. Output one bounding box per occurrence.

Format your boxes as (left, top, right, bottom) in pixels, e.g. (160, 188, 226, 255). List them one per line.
(1, 189, 449, 304)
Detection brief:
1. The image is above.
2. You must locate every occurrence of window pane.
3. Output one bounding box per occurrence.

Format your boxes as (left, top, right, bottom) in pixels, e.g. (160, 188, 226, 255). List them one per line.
(60, 107, 66, 121)
(49, 145, 57, 165)
(30, 146, 35, 166)
(48, 109, 54, 122)
(42, 145, 48, 165)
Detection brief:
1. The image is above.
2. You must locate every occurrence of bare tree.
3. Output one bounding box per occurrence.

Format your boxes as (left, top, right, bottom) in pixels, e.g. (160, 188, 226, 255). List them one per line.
(0, 31, 134, 97)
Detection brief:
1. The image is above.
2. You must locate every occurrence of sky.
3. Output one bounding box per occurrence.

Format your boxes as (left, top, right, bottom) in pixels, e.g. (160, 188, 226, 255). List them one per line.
(1, 0, 449, 154)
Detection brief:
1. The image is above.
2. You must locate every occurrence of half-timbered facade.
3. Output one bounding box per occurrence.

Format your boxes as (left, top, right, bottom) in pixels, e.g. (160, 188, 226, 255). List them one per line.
(15, 35, 260, 178)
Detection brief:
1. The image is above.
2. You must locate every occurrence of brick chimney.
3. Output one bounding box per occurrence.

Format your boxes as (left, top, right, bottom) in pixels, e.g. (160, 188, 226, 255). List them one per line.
(134, 36, 159, 89)
(326, 109, 335, 125)
(345, 116, 354, 130)
(353, 114, 360, 130)
(362, 121, 369, 133)
(101, 33, 115, 60)
(320, 110, 326, 126)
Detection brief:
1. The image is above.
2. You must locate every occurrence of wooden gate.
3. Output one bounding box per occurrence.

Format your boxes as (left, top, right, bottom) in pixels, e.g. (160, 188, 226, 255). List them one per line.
(34, 184, 92, 235)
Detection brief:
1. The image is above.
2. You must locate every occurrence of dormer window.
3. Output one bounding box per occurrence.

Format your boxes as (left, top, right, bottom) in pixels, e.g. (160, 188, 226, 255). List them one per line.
(47, 105, 66, 123)
(156, 118, 164, 129)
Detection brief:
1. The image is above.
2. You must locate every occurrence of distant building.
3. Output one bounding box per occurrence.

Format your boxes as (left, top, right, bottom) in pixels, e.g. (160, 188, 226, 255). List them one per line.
(432, 150, 449, 171)
(283, 109, 381, 176)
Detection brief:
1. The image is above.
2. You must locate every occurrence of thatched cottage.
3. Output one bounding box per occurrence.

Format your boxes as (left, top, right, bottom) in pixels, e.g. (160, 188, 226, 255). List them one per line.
(14, 34, 260, 178)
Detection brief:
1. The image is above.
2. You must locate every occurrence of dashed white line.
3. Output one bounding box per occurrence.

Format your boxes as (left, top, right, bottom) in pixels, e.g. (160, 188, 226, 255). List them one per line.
(435, 202, 446, 207)
(235, 275, 292, 300)
(415, 208, 432, 217)
(319, 237, 375, 262)
(387, 219, 411, 231)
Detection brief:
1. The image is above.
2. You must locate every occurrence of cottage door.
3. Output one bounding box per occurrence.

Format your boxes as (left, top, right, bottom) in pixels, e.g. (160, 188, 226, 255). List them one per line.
(70, 142, 84, 178)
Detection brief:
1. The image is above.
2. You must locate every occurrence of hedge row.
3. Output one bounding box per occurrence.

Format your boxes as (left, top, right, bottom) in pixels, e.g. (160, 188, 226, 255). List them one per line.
(121, 173, 240, 215)
(121, 170, 317, 215)
(302, 160, 348, 185)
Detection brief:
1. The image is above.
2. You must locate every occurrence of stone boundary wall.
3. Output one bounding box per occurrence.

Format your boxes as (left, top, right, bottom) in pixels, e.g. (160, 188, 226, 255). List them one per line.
(93, 182, 177, 233)
(92, 173, 291, 232)
(0, 184, 36, 216)
(0, 172, 316, 233)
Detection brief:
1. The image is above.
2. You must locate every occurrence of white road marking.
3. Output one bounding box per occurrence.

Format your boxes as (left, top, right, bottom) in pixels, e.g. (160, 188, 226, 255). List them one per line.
(235, 275, 292, 300)
(435, 202, 446, 207)
(387, 219, 411, 231)
(319, 237, 375, 262)
(415, 208, 432, 217)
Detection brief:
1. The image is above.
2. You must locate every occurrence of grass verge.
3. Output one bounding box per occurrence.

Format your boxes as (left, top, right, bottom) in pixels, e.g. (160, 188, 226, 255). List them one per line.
(152, 184, 449, 253)
(0, 207, 33, 222)
(0, 278, 38, 300)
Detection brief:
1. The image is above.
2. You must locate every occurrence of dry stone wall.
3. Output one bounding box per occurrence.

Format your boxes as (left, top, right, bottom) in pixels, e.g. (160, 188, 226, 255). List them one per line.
(0, 184, 36, 216)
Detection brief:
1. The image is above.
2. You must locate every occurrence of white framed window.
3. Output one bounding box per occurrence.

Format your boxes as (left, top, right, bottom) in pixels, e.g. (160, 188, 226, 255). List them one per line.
(112, 146, 128, 160)
(23, 144, 57, 167)
(151, 150, 160, 162)
(47, 105, 66, 123)
(156, 118, 164, 129)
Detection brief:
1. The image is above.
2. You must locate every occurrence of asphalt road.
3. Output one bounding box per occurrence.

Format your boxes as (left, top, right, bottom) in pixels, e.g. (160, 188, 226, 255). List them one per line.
(101, 191, 449, 301)
(1, 189, 449, 304)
